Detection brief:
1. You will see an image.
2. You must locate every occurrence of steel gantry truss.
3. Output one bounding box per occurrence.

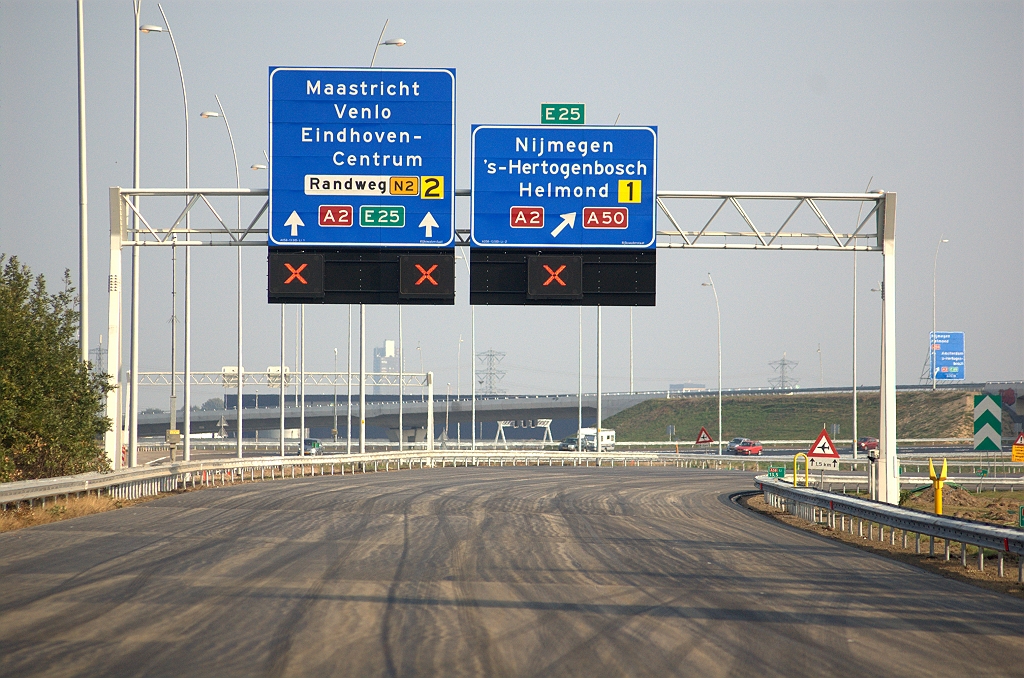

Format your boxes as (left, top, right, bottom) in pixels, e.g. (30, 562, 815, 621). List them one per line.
(106, 186, 898, 503)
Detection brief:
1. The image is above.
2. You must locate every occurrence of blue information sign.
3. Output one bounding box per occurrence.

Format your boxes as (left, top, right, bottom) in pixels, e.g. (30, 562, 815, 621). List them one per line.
(269, 67, 455, 247)
(471, 125, 657, 248)
(931, 331, 965, 381)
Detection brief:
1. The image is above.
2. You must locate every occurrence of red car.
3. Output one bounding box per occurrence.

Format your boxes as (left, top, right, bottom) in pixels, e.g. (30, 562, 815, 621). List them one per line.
(734, 440, 763, 455)
(858, 437, 879, 452)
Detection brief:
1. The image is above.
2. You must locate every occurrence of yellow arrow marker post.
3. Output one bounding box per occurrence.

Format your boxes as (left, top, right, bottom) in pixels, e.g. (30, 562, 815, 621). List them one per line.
(928, 458, 948, 515)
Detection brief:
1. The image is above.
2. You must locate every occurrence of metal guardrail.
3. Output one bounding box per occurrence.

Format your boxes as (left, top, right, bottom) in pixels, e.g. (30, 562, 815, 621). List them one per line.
(754, 475, 1024, 581)
(5, 450, 1022, 510)
(4, 450, 748, 509)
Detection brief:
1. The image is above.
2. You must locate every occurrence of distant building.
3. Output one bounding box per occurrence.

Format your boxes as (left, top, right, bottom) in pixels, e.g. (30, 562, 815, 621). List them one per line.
(373, 340, 401, 394)
(669, 383, 706, 393)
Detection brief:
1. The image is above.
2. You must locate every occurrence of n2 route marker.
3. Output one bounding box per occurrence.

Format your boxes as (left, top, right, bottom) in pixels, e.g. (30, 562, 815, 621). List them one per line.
(807, 429, 841, 470)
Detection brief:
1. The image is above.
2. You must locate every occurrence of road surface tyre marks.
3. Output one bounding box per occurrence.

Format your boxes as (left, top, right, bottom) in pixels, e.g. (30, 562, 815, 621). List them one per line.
(260, 481, 420, 678)
(0, 494, 294, 677)
(377, 482, 454, 678)
(379, 475, 514, 678)
(526, 480, 714, 677)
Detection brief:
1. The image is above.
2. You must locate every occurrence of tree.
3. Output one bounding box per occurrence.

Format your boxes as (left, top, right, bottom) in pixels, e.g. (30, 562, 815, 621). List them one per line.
(0, 255, 111, 481)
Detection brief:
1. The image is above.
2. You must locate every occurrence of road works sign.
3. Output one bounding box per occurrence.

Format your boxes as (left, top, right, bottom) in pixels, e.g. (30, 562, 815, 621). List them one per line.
(695, 427, 714, 445)
(268, 67, 455, 247)
(930, 331, 965, 381)
(470, 125, 657, 248)
(1011, 432, 1024, 463)
(807, 429, 840, 470)
(974, 395, 1002, 451)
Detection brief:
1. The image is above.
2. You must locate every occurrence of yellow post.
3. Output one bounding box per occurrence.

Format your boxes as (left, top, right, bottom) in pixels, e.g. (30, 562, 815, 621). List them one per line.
(793, 452, 810, 487)
(928, 458, 948, 515)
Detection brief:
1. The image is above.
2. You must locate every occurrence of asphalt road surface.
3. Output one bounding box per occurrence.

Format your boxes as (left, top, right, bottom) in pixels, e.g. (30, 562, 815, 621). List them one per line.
(1, 467, 1022, 677)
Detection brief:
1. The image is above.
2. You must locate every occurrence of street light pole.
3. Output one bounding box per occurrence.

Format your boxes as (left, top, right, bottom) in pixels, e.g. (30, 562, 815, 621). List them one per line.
(199, 97, 241, 459)
(333, 347, 338, 443)
(77, 0, 88, 365)
(932, 236, 949, 390)
(457, 334, 462, 448)
(359, 304, 366, 454)
(156, 3, 191, 458)
(279, 305, 285, 456)
(399, 306, 404, 451)
(347, 304, 352, 453)
(629, 308, 634, 393)
(703, 274, 722, 455)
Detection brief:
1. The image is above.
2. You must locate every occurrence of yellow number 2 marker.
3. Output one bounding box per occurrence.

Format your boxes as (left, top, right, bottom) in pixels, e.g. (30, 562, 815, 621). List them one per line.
(420, 176, 444, 200)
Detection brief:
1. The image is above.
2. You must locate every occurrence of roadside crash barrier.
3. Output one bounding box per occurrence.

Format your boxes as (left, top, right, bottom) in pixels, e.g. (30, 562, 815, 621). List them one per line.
(756, 475, 1024, 583)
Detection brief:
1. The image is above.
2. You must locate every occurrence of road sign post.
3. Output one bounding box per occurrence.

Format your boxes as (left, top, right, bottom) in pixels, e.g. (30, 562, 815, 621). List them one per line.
(470, 125, 657, 306)
(1011, 432, 1024, 462)
(974, 395, 1001, 451)
(930, 331, 966, 382)
(268, 67, 456, 304)
(540, 103, 585, 125)
(807, 429, 841, 471)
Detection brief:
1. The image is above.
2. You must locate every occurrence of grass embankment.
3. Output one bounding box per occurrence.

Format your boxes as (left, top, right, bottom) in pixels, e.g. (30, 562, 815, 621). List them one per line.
(0, 493, 169, 533)
(606, 390, 977, 442)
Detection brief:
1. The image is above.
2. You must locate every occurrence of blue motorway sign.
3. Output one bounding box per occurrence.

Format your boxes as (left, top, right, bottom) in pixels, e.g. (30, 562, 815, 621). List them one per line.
(471, 125, 657, 248)
(269, 67, 455, 248)
(931, 331, 965, 381)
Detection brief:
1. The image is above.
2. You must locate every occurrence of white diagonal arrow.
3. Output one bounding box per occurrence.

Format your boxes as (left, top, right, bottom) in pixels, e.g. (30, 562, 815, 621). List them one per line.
(284, 211, 304, 237)
(419, 211, 438, 238)
(551, 211, 576, 238)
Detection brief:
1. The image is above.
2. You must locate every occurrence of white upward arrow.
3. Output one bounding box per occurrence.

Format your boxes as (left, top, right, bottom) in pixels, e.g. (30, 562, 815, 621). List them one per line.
(551, 211, 576, 238)
(419, 212, 438, 238)
(284, 211, 304, 237)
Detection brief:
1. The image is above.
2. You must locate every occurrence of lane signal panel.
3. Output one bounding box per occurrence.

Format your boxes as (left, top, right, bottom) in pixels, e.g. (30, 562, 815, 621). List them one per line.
(269, 249, 454, 305)
(471, 249, 655, 306)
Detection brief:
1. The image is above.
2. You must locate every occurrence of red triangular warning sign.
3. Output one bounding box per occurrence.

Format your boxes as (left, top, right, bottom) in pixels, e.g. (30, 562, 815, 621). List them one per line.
(807, 429, 840, 458)
(1014, 432, 1024, 446)
(695, 427, 714, 445)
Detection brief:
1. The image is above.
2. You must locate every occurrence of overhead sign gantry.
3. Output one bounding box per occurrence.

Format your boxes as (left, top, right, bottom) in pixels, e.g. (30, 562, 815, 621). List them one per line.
(267, 67, 456, 304)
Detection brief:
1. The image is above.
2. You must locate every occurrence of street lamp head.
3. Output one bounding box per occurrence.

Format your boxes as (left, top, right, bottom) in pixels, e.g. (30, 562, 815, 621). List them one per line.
(139, 24, 164, 33)
(200, 111, 221, 118)
(250, 164, 267, 171)
(701, 282, 712, 287)
(381, 38, 406, 46)
(940, 238, 949, 243)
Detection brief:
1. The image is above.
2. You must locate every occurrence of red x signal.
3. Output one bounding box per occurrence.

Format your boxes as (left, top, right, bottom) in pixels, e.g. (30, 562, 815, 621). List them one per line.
(414, 264, 438, 286)
(284, 263, 308, 284)
(542, 264, 567, 286)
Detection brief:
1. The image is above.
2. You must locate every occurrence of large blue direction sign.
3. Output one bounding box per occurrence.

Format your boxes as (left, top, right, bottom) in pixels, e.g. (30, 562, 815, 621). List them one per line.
(931, 331, 965, 381)
(471, 125, 657, 248)
(269, 67, 455, 248)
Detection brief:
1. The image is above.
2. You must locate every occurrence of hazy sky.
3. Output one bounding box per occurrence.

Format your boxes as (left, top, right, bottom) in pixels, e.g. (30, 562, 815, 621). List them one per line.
(1, 0, 1021, 408)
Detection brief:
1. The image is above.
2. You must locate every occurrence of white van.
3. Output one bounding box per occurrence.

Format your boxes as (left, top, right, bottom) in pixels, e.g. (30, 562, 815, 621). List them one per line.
(580, 427, 615, 451)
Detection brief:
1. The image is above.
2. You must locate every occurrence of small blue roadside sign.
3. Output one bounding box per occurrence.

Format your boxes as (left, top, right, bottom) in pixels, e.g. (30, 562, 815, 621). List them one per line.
(269, 67, 455, 248)
(931, 331, 965, 381)
(470, 125, 657, 248)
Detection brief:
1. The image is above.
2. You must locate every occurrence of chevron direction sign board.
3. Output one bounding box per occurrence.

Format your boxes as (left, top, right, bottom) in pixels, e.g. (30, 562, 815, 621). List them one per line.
(974, 395, 1002, 451)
